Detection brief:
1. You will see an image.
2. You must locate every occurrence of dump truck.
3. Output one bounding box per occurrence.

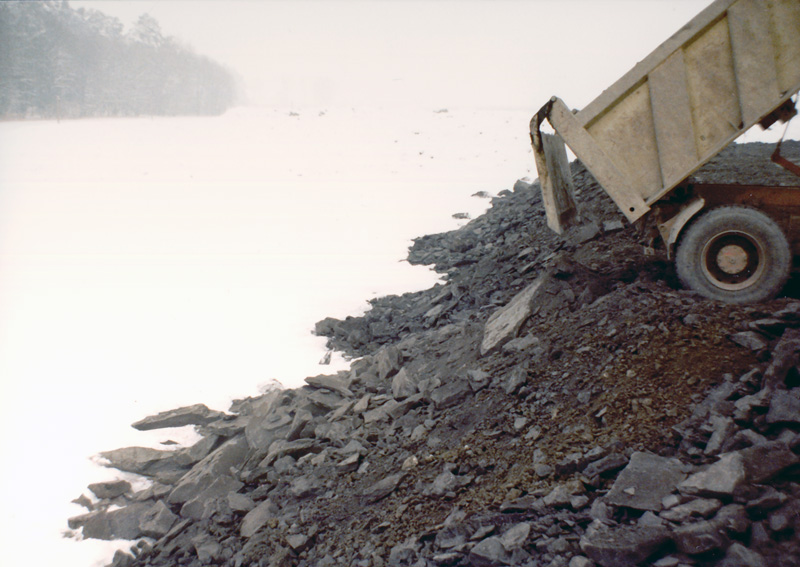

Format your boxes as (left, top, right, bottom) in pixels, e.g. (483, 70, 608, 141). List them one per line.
(531, 0, 800, 303)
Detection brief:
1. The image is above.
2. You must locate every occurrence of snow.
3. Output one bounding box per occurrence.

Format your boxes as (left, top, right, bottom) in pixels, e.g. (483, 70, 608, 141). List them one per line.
(0, 105, 535, 567)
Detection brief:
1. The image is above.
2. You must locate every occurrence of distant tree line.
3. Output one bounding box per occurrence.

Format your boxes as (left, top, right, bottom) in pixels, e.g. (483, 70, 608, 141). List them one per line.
(0, 1, 240, 119)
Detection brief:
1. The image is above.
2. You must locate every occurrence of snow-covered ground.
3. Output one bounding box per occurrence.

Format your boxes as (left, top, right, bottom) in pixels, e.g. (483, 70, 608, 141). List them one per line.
(1, 99, 797, 567)
(0, 105, 538, 567)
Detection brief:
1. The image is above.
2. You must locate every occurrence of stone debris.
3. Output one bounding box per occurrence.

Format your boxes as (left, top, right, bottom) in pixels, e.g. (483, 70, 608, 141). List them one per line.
(70, 142, 800, 567)
(604, 452, 686, 511)
(88, 480, 132, 500)
(480, 274, 550, 356)
(131, 403, 227, 431)
(304, 373, 354, 397)
(240, 499, 278, 538)
(362, 472, 406, 504)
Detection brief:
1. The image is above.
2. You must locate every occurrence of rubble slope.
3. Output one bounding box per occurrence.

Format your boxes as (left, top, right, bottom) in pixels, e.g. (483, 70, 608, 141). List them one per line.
(71, 141, 800, 567)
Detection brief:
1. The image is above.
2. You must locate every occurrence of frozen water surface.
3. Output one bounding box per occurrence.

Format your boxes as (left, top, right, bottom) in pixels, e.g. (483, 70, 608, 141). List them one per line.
(0, 105, 534, 566)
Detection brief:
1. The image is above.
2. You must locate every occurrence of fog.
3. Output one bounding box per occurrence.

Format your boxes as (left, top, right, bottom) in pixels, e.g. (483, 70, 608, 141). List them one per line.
(71, 0, 711, 110)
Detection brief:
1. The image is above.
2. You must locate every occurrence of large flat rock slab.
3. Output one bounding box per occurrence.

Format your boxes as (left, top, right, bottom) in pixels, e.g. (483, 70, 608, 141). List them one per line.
(305, 373, 353, 397)
(73, 502, 154, 541)
(679, 442, 798, 498)
(98, 446, 180, 477)
(240, 499, 279, 538)
(480, 274, 549, 356)
(605, 452, 687, 511)
(766, 389, 800, 424)
(132, 404, 227, 431)
(88, 480, 131, 499)
(167, 436, 250, 505)
(362, 472, 405, 504)
(679, 452, 745, 497)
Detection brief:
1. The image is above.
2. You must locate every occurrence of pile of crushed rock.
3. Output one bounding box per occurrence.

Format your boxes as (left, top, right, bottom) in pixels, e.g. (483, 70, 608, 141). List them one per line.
(69, 142, 800, 567)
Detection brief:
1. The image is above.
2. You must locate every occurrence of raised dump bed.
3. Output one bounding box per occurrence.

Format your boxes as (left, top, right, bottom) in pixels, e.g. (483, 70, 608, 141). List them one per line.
(531, 0, 800, 303)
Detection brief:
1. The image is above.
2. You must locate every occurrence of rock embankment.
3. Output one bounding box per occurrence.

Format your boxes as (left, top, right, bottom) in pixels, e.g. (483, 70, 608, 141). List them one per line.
(70, 141, 800, 567)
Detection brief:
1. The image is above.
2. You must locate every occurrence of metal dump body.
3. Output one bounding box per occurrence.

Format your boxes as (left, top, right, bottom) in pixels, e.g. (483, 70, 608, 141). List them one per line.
(532, 0, 800, 234)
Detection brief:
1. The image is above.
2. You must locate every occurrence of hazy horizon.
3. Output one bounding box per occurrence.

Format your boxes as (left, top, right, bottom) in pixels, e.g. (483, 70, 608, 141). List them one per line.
(70, 0, 712, 110)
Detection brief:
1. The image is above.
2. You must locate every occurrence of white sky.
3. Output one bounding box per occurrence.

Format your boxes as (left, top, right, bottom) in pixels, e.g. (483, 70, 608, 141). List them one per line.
(71, 0, 711, 109)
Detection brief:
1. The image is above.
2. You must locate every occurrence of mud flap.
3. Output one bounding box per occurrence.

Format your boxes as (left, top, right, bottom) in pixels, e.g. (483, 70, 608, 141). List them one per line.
(530, 120, 579, 234)
(771, 115, 800, 178)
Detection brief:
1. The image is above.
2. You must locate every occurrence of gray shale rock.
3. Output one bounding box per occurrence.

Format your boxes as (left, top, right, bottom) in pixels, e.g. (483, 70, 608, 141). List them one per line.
(362, 472, 405, 503)
(78, 502, 154, 541)
(139, 500, 179, 538)
(167, 435, 249, 505)
(704, 415, 737, 456)
(673, 518, 728, 555)
(260, 438, 319, 466)
(659, 498, 722, 523)
(376, 345, 403, 380)
(429, 378, 472, 409)
(762, 328, 800, 390)
(582, 452, 628, 479)
(728, 331, 769, 351)
(179, 474, 243, 519)
(286, 533, 311, 552)
(544, 482, 581, 508)
(337, 452, 361, 473)
(739, 440, 798, 483)
(430, 470, 459, 496)
(109, 550, 135, 567)
(193, 534, 223, 564)
(98, 446, 180, 477)
(435, 524, 470, 549)
(679, 452, 746, 498)
(88, 479, 131, 499)
(681, 441, 798, 499)
(305, 373, 353, 397)
(174, 434, 221, 467)
(718, 542, 767, 567)
(480, 273, 550, 356)
(363, 399, 399, 424)
(227, 491, 255, 513)
(286, 408, 314, 441)
(468, 536, 510, 566)
(580, 523, 670, 567)
(290, 474, 323, 498)
(240, 498, 279, 538)
(605, 452, 687, 511)
(308, 389, 346, 412)
(131, 403, 227, 431)
(503, 366, 528, 395)
(391, 367, 418, 400)
(500, 522, 531, 550)
(766, 389, 800, 424)
(244, 407, 292, 451)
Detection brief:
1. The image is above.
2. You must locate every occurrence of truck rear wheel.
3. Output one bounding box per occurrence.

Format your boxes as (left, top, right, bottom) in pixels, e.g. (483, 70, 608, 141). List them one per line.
(675, 206, 790, 304)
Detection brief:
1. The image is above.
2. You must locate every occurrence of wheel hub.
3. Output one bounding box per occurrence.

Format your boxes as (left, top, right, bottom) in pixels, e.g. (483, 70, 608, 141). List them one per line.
(701, 231, 765, 291)
(716, 244, 750, 274)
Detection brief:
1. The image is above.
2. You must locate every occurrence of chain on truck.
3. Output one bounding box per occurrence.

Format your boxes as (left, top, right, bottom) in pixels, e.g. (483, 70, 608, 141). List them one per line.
(530, 0, 800, 304)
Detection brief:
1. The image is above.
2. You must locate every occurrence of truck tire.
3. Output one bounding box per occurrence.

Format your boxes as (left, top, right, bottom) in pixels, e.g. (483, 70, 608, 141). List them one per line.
(675, 206, 790, 304)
